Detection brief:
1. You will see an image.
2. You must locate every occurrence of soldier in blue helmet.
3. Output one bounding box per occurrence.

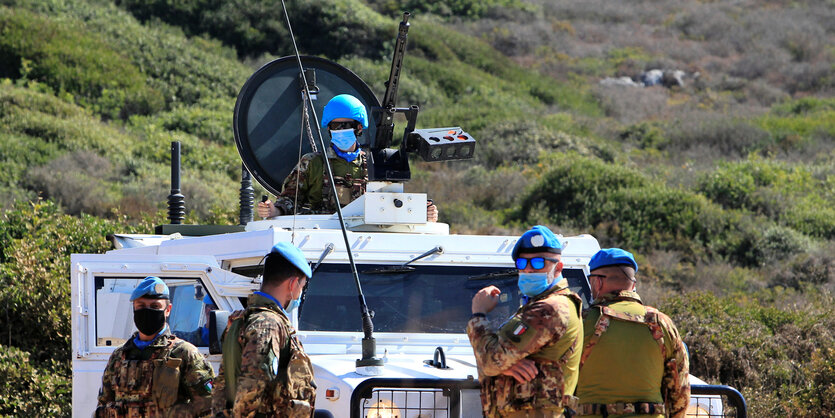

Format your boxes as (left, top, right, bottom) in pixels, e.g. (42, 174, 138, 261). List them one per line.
(96, 276, 214, 417)
(174, 293, 217, 347)
(257, 94, 438, 222)
(575, 248, 690, 418)
(467, 225, 584, 417)
(212, 242, 317, 416)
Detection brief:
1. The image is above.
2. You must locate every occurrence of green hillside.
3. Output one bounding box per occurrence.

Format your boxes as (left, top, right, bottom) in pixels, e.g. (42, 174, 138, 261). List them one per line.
(1, 0, 834, 415)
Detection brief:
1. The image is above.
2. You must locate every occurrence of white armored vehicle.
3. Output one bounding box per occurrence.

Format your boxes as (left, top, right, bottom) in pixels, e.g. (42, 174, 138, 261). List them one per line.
(71, 13, 745, 418)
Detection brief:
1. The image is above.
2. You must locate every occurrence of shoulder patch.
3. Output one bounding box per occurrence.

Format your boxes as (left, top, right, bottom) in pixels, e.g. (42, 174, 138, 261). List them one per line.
(500, 316, 533, 345)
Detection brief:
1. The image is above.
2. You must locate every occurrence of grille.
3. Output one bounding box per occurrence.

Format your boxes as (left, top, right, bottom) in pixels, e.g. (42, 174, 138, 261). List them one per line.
(362, 387, 450, 418)
(687, 394, 741, 417)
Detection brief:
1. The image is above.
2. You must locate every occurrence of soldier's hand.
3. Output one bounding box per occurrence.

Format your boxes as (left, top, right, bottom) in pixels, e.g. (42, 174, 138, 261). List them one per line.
(472, 285, 501, 314)
(427, 201, 438, 223)
(501, 358, 538, 383)
(257, 200, 278, 218)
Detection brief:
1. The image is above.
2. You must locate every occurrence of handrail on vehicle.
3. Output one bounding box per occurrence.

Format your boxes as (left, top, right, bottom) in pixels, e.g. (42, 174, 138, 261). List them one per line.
(690, 384, 748, 418)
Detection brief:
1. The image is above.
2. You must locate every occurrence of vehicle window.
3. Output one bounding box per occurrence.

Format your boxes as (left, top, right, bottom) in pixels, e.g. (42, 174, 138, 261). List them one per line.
(93, 277, 212, 347)
(299, 264, 591, 333)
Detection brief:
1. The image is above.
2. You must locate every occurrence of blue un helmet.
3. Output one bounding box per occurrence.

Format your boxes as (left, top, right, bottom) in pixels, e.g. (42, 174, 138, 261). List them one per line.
(321, 94, 369, 129)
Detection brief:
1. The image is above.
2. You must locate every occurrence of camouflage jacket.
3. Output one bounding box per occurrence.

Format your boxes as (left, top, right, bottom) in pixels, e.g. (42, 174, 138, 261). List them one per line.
(211, 293, 316, 418)
(273, 148, 367, 215)
(96, 327, 214, 417)
(576, 291, 690, 418)
(467, 280, 584, 416)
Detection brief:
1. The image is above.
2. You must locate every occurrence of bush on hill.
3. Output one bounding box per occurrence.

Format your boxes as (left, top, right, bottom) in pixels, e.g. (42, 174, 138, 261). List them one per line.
(0, 7, 163, 119)
(116, 0, 391, 60)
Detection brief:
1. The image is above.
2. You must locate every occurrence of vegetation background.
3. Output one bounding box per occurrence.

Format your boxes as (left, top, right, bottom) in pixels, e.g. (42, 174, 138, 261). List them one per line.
(0, 0, 833, 415)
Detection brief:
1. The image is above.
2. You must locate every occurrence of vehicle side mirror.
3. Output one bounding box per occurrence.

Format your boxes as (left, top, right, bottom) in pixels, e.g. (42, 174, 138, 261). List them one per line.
(208, 310, 231, 354)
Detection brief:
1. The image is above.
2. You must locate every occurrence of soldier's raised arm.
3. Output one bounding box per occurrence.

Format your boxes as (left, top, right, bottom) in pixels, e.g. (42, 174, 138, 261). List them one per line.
(468, 298, 574, 376)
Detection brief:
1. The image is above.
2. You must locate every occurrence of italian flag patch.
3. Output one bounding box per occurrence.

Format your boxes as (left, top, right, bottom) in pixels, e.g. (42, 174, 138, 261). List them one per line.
(512, 324, 527, 336)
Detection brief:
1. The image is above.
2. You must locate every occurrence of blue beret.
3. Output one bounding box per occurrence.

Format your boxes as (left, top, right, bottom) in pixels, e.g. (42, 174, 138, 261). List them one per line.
(589, 248, 638, 273)
(512, 225, 562, 260)
(130, 276, 169, 301)
(270, 242, 312, 279)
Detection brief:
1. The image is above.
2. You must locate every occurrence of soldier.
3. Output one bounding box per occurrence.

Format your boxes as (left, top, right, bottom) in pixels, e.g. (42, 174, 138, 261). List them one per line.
(212, 242, 316, 417)
(575, 248, 690, 418)
(175, 294, 217, 347)
(257, 94, 438, 222)
(467, 225, 584, 417)
(96, 276, 214, 417)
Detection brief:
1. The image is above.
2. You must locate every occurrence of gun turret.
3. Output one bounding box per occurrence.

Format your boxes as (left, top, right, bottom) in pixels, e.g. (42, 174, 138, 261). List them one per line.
(369, 12, 476, 182)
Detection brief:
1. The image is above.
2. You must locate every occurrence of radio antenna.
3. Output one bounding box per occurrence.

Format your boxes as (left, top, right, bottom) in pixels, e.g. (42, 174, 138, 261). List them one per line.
(279, 0, 384, 374)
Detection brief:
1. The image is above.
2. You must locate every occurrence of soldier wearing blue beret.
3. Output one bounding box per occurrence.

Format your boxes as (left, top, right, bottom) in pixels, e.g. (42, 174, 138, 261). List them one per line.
(576, 248, 691, 418)
(212, 242, 317, 416)
(468, 225, 584, 417)
(96, 276, 214, 417)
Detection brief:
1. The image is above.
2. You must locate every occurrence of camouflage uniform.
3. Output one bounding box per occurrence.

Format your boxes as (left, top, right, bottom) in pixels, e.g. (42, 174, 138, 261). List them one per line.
(212, 293, 316, 417)
(273, 147, 367, 215)
(576, 291, 690, 418)
(96, 327, 214, 417)
(467, 279, 584, 417)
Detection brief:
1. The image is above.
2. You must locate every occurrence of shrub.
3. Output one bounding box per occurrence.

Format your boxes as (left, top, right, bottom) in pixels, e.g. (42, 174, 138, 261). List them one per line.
(0, 346, 69, 416)
(661, 288, 835, 417)
(117, 0, 391, 60)
(476, 120, 591, 166)
(512, 153, 648, 227)
(0, 7, 163, 119)
(26, 151, 121, 217)
(663, 112, 771, 158)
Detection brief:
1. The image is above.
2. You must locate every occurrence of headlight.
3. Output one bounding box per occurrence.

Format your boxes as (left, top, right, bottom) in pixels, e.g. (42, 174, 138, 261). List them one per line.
(686, 404, 710, 416)
(364, 398, 402, 418)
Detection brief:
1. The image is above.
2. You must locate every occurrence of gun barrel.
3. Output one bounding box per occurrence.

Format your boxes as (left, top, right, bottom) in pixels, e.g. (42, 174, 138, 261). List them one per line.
(375, 12, 411, 149)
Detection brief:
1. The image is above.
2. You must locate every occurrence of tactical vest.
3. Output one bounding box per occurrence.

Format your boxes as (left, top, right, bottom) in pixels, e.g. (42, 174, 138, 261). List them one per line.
(576, 299, 671, 416)
(318, 151, 367, 212)
(96, 335, 184, 417)
(222, 306, 316, 417)
(482, 286, 583, 416)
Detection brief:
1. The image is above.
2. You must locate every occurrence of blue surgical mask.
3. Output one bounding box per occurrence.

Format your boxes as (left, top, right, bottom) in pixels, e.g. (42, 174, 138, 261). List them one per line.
(517, 272, 552, 297)
(285, 295, 301, 313)
(330, 128, 358, 151)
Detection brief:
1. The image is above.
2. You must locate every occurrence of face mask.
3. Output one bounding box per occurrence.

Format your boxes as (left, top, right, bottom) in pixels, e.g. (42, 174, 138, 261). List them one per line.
(285, 295, 301, 313)
(517, 272, 552, 297)
(330, 128, 358, 151)
(134, 307, 166, 335)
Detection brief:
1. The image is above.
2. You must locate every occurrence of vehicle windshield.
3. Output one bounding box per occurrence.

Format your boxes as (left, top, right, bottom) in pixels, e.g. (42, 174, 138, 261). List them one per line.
(299, 264, 590, 333)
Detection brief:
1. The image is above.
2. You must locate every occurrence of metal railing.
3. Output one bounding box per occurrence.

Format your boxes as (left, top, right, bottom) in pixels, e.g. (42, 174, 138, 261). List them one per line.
(351, 378, 479, 418)
(688, 384, 748, 418)
(350, 380, 747, 418)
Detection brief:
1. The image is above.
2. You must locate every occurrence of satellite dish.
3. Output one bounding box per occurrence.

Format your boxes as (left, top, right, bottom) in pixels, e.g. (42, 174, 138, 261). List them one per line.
(233, 56, 381, 195)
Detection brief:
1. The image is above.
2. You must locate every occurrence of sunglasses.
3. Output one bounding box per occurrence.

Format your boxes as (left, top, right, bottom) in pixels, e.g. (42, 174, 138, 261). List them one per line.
(515, 256, 559, 270)
(328, 121, 360, 131)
